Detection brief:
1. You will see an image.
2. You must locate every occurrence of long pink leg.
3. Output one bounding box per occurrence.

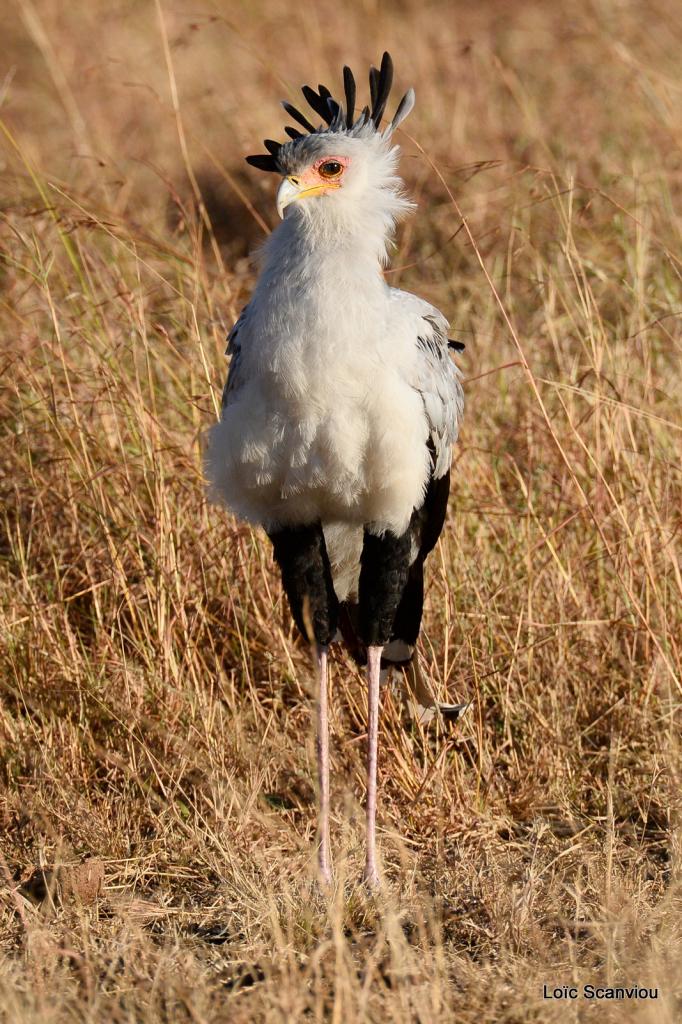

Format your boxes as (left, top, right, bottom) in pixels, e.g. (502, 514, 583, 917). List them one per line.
(363, 645, 383, 888)
(316, 645, 331, 885)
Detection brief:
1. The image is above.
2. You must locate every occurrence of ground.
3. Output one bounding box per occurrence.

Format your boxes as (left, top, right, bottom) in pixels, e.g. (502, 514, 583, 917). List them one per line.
(0, 0, 680, 1021)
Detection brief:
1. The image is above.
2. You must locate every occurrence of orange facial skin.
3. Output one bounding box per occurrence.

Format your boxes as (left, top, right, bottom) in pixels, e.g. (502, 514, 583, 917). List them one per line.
(276, 156, 353, 217)
(291, 155, 351, 194)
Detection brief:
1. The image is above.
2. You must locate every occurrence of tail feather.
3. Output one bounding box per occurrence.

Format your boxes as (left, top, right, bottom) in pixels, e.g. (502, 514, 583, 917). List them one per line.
(338, 601, 468, 725)
(401, 657, 471, 725)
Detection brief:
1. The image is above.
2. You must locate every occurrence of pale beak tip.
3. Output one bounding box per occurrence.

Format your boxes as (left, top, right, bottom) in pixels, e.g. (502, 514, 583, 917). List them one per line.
(276, 177, 299, 220)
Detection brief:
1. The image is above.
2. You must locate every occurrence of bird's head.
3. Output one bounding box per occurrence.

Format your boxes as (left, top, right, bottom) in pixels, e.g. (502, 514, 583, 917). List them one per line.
(246, 53, 415, 239)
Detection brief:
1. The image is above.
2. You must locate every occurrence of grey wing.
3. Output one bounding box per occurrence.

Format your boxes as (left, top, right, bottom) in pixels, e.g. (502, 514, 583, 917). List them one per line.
(220, 305, 249, 413)
(414, 311, 464, 478)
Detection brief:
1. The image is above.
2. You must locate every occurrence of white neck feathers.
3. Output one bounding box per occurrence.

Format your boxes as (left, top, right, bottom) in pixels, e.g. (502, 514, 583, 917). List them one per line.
(260, 142, 413, 280)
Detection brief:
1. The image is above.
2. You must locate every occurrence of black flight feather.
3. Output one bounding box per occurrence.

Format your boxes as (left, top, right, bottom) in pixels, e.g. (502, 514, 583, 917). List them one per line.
(448, 339, 466, 352)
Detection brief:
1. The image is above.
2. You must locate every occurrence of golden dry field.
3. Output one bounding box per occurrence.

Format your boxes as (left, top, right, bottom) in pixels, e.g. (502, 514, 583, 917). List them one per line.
(1, 0, 681, 1020)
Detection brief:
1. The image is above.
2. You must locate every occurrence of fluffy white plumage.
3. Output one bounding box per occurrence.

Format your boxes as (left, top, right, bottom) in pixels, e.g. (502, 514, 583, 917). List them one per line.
(206, 131, 463, 548)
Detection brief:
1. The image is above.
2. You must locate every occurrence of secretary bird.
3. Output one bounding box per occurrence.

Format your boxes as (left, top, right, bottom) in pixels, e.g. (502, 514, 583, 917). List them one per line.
(207, 52, 466, 888)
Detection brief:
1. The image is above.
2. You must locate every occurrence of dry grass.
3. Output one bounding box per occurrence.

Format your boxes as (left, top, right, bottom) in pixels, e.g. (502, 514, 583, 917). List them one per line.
(1, 0, 681, 1020)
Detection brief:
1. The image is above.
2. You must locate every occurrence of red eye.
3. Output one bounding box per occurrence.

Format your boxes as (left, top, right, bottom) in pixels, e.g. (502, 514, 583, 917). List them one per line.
(318, 160, 344, 179)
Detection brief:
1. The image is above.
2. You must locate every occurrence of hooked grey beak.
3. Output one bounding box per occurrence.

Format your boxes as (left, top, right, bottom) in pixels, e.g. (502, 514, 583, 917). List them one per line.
(276, 176, 339, 218)
(276, 177, 302, 219)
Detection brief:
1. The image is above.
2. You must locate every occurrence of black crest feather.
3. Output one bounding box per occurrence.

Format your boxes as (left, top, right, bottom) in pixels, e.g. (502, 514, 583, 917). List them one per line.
(245, 153, 279, 172)
(368, 66, 379, 110)
(301, 85, 333, 124)
(245, 52, 414, 173)
(281, 101, 316, 133)
(343, 66, 356, 128)
(371, 52, 394, 127)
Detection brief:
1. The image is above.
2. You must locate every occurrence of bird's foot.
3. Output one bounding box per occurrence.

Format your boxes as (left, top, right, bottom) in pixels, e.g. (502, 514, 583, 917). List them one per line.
(362, 863, 381, 891)
(317, 862, 332, 890)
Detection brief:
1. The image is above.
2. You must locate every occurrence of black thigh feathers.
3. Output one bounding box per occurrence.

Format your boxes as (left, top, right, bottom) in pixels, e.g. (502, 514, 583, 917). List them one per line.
(358, 528, 412, 647)
(268, 522, 338, 647)
(268, 451, 451, 658)
(390, 467, 450, 649)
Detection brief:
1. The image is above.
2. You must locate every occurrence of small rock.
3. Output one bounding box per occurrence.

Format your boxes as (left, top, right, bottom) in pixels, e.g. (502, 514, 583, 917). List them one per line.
(58, 857, 104, 906)
(19, 857, 104, 910)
